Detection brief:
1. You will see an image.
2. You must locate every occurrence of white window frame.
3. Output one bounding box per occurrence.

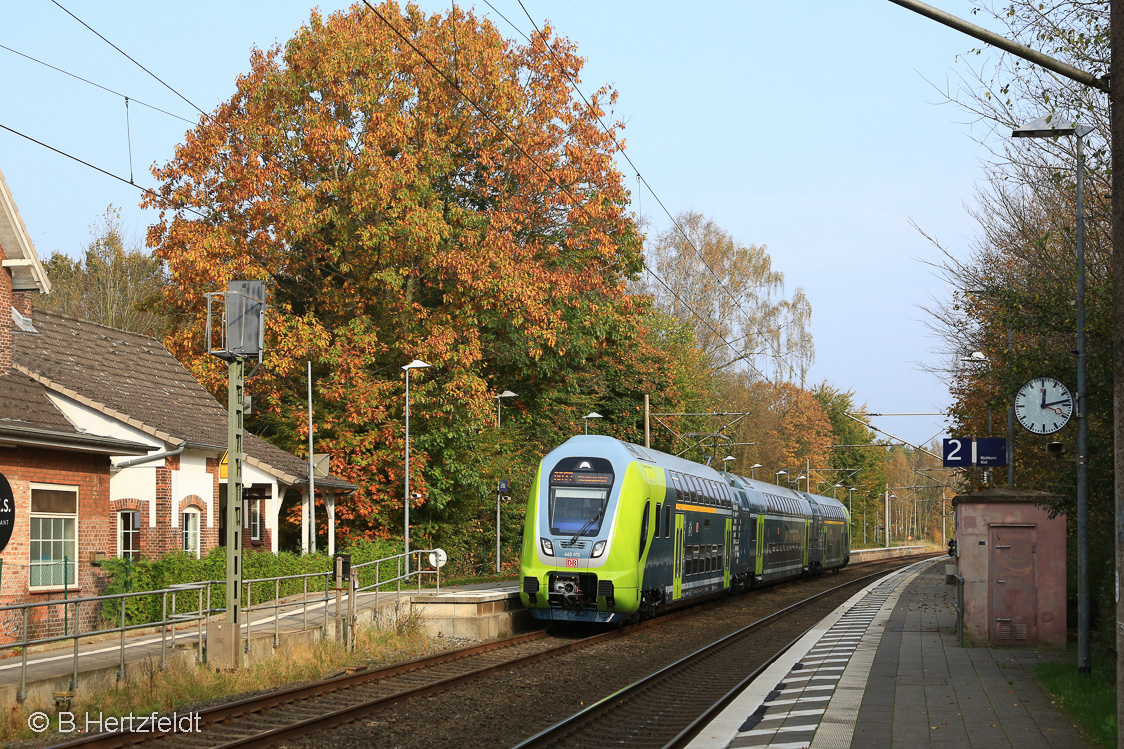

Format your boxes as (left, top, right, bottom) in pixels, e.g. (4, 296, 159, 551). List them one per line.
(29, 483, 79, 591)
(182, 507, 201, 558)
(117, 509, 140, 559)
(250, 499, 261, 541)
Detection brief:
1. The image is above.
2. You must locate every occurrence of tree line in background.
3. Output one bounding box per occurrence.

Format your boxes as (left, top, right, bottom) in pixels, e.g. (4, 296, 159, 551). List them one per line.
(37, 2, 951, 575)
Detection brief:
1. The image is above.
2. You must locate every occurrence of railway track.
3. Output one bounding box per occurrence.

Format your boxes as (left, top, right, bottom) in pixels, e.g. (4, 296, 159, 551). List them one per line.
(48, 555, 936, 749)
(511, 557, 931, 749)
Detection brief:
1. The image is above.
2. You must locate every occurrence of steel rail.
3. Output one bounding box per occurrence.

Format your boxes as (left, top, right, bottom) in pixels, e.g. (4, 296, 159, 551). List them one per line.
(48, 554, 936, 749)
(512, 558, 929, 749)
(49, 629, 554, 749)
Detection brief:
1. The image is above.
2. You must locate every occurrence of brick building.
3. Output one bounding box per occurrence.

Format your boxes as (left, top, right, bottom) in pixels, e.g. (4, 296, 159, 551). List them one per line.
(0, 167, 354, 622)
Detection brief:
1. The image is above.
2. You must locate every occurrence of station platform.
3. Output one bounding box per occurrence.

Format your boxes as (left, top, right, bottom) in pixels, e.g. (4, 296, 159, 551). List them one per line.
(688, 557, 1091, 749)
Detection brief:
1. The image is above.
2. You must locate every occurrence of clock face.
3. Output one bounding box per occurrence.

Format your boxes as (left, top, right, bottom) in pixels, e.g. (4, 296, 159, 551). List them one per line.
(1014, 377, 1073, 435)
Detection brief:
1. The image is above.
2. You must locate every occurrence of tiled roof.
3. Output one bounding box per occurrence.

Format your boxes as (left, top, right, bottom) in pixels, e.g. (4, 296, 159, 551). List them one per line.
(0, 369, 76, 432)
(13, 311, 355, 490)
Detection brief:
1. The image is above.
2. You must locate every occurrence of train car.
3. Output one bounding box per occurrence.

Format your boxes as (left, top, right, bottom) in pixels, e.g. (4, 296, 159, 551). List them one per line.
(519, 435, 850, 623)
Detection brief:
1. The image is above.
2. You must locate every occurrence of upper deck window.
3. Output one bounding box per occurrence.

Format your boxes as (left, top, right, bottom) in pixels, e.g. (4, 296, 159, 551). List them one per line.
(548, 456, 614, 536)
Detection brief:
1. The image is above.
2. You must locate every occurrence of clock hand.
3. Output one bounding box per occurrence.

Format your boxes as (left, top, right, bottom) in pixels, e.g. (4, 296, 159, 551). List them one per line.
(1044, 399, 1071, 407)
(1040, 388, 1046, 409)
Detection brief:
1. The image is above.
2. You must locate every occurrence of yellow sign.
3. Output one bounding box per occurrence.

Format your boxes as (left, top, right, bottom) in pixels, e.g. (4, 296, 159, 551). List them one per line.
(219, 451, 228, 479)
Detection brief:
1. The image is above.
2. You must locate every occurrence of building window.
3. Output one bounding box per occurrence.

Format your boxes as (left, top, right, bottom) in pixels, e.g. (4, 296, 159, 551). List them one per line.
(30, 485, 78, 588)
(118, 510, 140, 559)
(182, 508, 200, 558)
(250, 500, 261, 541)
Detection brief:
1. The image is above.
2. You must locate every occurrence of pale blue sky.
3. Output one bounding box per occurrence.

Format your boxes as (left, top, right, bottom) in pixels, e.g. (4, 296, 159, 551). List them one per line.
(0, 1, 1012, 446)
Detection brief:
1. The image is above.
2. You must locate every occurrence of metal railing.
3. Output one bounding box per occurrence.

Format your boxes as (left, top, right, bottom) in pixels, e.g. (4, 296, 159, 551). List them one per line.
(0, 549, 444, 700)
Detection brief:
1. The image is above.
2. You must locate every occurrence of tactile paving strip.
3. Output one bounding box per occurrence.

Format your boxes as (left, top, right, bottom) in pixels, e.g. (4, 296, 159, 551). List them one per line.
(688, 560, 936, 749)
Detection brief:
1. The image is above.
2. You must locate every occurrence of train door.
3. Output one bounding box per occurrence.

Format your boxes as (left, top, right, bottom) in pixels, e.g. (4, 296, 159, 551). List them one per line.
(755, 514, 765, 575)
(804, 519, 811, 570)
(723, 518, 732, 589)
(673, 513, 685, 600)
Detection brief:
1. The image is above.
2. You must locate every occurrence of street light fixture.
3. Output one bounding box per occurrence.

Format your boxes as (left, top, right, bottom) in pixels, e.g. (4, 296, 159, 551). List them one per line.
(1013, 114, 1093, 674)
(583, 412, 603, 435)
(750, 463, 762, 480)
(775, 469, 786, 485)
(402, 359, 431, 572)
(496, 390, 517, 428)
(795, 474, 807, 491)
(833, 483, 843, 499)
(722, 455, 736, 471)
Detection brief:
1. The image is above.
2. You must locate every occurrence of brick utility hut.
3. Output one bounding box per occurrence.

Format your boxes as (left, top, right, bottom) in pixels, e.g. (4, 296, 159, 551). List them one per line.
(0, 166, 355, 633)
(953, 486, 1066, 649)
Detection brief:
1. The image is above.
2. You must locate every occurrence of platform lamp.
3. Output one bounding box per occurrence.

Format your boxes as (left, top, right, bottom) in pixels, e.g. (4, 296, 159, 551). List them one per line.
(795, 474, 807, 491)
(402, 359, 431, 573)
(582, 412, 603, 434)
(749, 463, 762, 480)
(496, 390, 517, 428)
(774, 469, 786, 486)
(1013, 114, 1093, 674)
(721, 455, 736, 471)
(833, 483, 843, 499)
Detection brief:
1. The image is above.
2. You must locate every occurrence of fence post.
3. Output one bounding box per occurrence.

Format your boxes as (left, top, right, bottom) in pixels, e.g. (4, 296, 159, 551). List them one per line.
(322, 571, 329, 640)
(170, 589, 177, 654)
(63, 556, 69, 637)
(161, 591, 168, 670)
(348, 575, 357, 650)
(274, 579, 280, 648)
(302, 576, 308, 630)
(244, 581, 251, 657)
(197, 587, 204, 662)
(117, 596, 126, 681)
(334, 557, 343, 646)
(71, 600, 80, 691)
(19, 607, 29, 702)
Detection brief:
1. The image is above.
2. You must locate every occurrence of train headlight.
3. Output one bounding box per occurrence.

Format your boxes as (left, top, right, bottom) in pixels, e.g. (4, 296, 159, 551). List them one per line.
(540, 538, 554, 556)
(591, 540, 606, 558)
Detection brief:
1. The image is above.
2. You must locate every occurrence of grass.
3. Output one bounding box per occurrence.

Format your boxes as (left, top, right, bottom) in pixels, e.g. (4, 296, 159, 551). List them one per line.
(1034, 652, 1117, 748)
(1, 614, 435, 746)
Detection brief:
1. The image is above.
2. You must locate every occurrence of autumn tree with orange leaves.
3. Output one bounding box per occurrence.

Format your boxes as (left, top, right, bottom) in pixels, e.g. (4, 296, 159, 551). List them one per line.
(142, 3, 693, 553)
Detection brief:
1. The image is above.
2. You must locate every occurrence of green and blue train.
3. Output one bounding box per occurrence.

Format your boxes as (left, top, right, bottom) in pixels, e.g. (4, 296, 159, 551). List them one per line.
(519, 436, 850, 623)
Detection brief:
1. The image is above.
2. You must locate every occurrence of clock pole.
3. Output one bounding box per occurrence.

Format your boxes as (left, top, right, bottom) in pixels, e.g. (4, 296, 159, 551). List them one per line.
(1075, 129, 1090, 675)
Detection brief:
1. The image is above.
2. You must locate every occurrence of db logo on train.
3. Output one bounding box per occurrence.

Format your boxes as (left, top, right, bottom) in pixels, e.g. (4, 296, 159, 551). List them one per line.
(565, 558, 579, 568)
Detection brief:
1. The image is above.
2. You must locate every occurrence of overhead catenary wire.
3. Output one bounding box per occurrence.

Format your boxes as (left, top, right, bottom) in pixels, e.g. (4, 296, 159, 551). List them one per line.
(0, 44, 195, 125)
(49, 0, 208, 119)
(0, 122, 205, 220)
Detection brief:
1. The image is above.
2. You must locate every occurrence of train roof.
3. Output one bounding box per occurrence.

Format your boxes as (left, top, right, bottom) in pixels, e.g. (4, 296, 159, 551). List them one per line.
(545, 436, 849, 518)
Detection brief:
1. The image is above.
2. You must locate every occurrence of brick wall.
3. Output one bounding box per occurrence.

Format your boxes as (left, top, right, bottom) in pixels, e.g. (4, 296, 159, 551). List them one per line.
(0, 445, 114, 641)
(12, 290, 33, 318)
(0, 237, 11, 375)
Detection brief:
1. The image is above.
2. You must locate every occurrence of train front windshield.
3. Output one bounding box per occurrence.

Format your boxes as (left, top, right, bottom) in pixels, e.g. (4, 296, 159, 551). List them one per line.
(548, 457, 614, 536)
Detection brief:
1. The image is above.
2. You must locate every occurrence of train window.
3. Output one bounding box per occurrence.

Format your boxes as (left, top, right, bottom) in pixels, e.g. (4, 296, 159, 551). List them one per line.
(664, 504, 672, 537)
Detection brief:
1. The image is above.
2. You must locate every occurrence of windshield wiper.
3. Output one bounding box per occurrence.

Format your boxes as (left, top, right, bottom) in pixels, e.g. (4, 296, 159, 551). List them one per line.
(570, 502, 606, 545)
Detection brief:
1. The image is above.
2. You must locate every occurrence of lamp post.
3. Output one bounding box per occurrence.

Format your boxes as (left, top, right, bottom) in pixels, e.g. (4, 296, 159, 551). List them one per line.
(1013, 114, 1093, 674)
(795, 474, 807, 491)
(750, 463, 762, 480)
(722, 455, 736, 471)
(496, 390, 517, 428)
(583, 412, 603, 434)
(775, 469, 786, 486)
(402, 359, 431, 573)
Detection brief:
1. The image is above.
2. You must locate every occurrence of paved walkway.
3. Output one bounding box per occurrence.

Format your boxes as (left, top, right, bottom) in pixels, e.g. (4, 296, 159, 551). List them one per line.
(0, 579, 518, 699)
(690, 559, 1091, 749)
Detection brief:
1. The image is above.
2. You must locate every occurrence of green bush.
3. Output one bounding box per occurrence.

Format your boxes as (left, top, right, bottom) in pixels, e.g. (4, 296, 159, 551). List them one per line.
(99, 539, 407, 628)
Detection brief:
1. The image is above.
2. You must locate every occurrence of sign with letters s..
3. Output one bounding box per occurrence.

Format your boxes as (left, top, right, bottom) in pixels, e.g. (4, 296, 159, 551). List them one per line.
(0, 472, 14, 554)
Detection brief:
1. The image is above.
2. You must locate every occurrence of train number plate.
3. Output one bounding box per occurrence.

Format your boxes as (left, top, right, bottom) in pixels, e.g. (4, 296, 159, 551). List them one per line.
(565, 558, 579, 568)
